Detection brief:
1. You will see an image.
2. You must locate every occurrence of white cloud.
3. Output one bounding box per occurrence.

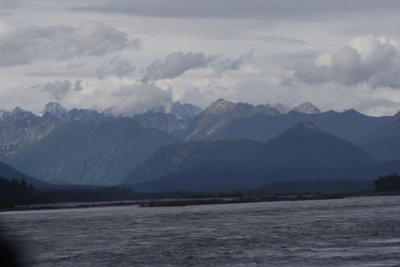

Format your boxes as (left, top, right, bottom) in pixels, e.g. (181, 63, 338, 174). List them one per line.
(109, 83, 172, 115)
(294, 35, 400, 88)
(0, 21, 141, 67)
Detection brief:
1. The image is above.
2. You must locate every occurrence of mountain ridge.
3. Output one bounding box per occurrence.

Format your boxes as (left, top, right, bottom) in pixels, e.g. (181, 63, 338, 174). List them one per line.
(125, 121, 374, 191)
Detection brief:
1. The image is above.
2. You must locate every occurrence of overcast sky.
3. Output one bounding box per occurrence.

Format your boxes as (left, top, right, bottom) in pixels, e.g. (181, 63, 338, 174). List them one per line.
(1, 0, 400, 116)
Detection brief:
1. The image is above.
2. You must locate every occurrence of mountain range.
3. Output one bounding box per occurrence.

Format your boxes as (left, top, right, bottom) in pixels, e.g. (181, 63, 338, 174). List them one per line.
(0, 99, 399, 191)
(126, 122, 381, 192)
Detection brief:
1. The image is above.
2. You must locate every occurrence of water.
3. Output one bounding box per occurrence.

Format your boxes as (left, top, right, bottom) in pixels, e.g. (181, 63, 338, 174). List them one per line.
(1, 196, 400, 266)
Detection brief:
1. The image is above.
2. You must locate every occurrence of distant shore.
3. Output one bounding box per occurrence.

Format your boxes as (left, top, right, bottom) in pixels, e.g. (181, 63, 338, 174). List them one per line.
(1, 191, 400, 212)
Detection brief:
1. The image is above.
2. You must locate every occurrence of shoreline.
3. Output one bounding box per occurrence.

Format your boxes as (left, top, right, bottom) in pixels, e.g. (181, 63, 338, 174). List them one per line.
(1, 191, 400, 212)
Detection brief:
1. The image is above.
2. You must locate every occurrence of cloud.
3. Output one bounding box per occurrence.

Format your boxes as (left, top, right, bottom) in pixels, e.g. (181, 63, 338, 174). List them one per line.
(0, 0, 19, 9)
(73, 79, 83, 91)
(109, 83, 172, 115)
(0, 21, 141, 67)
(212, 50, 254, 74)
(74, 0, 400, 20)
(42, 80, 83, 100)
(252, 35, 306, 45)
(142, 52, 214, 82)
(142, 51, 252, 82)
(293, 35, 400, 88)
(96, 56, 135, 79)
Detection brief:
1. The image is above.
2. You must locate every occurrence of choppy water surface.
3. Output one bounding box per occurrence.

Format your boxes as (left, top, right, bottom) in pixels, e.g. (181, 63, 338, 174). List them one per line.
(1, 196, 400, 266)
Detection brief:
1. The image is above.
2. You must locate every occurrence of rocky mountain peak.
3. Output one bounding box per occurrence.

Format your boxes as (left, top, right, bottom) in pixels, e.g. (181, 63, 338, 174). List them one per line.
(171, 102, 202, 120)
(293, 102, 321, 114)
(11, 107, 27, 115)
(393, 111, 400, 122)
(272, 103, 291, 114)
(43, 102, 69, 119)
(0, 110, 9, 120)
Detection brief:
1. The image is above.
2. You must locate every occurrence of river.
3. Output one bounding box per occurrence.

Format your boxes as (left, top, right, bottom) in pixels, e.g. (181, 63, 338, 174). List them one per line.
(1, 196, 400, 266)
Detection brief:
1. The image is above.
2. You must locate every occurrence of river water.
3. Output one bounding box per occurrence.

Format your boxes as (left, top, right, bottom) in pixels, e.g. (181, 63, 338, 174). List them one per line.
(1, 196, 400, 266)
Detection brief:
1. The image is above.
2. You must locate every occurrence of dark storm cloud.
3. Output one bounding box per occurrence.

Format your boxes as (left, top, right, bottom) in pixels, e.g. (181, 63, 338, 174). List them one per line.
(213, 51, 254, 74)
(96, 57, 136, 79)
(42, 80, 83, 100)
(142, 52, 214, 82)
(73, 0, 400, 19)
(141, 51, 253, 82)
(0, 22, 141, 67)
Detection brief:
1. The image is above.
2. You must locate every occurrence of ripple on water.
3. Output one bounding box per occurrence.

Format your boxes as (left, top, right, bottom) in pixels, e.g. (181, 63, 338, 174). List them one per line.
(1, 196, 400, 266)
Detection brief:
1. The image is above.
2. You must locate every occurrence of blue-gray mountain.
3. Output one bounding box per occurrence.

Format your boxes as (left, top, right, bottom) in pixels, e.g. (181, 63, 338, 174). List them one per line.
(0, 99, 399, 187)
(9, 119, 177, 185)
(125, 122, 399, 192)
(178, 99, 391, 142)
(0, 160, 49, 188)
(357, 113, 400, 161)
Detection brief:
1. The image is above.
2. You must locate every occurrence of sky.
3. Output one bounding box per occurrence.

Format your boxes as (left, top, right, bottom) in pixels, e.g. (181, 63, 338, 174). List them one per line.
(1, 0, 400, 116)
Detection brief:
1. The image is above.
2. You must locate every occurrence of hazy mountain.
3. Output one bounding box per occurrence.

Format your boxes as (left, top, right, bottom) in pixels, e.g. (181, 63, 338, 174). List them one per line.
(170, 102, 203, 120)
(358, 113, 400, 161)
(105, 101, 202, 120)
(126, 122, 374, 192)
(124, 139, 261, 184)
(67, 108, 112, 122)
(0, 109, 60, 160)
(0, 160, 49, 188)
(0, 103, 119, 161)
(188, 108, 391, 142)
(180, 99, 352, 141)
(0, 110, 9, 121)
(259, 121, 371, 168)
(10, 119, 178, 185)
(180, 99, 283, 140)
(132, 112, 188, 133)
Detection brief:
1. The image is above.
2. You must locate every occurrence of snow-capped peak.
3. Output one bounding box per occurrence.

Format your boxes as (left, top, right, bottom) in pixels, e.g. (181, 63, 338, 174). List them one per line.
(272, 103, 291, 114)
(293, 102, 320, 114)
(43, 102, 69, 119)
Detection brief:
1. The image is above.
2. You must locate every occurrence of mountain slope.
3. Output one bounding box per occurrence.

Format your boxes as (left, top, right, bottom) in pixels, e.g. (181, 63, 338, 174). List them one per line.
(124, 139, 261, 184)
(0, 160, 49, 188)
(126, 122, 374, 192)
(10, 119, 178, 185)
(0, 110, 60, 160)
(180, 99, 389, 142)
(358, 114, 400, 161)
(259, 121, 371, 168)
(199, 109, 390, 142)
(132, 112, 187, 133)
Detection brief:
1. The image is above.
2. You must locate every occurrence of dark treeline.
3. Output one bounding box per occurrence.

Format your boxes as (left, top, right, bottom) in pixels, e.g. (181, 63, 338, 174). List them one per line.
(3, 175, 400, 208)
(0, 177, 34, 206)
(374, 173, 400, 192)
(36, 187, 202, 203)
